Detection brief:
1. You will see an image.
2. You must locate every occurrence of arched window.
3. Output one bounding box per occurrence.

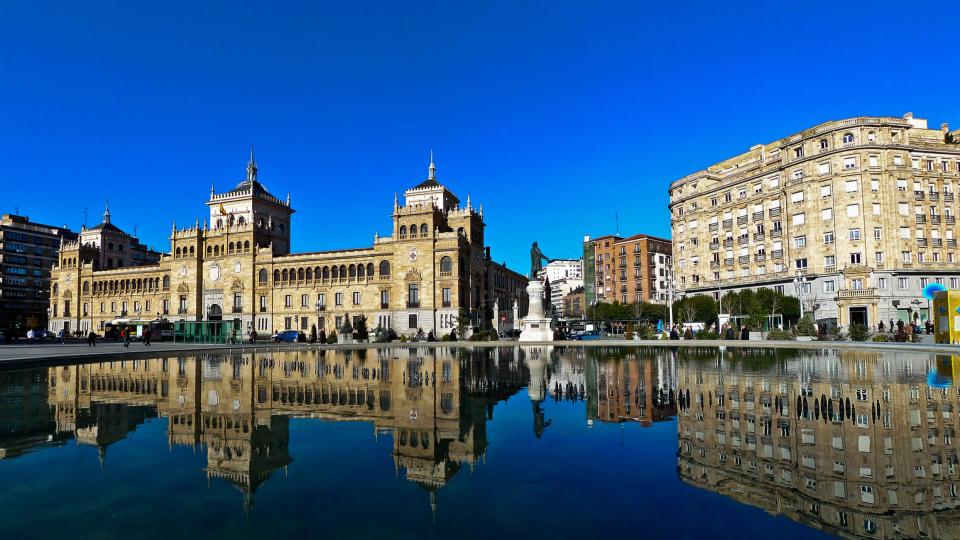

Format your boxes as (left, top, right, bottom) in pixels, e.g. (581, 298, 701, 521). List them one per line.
(278, 224, 285, 234)
(108, 242, 114, 250)
(322, 266, 329, 280)
(273, 270, 280, 283)
(259, 269, 268, 284)
(410, 225, 418, 238)
(420, 223, 428, 236)
(163, 275, 170, 289)
(457, 227, 465, 236)
(228, 215, 235, 227)
(190, 246, 195, 255)
(349, 265, 356, 278)
(214, 245, 220, 256)
(207, 246, 212, 256)
(281, 269, 288, 281)
(306, 268, 313, 281)
(399, 225, 407, 238)
(53, 283, 58, 295)
(314, 266, 321, 281)
(366, 263, 374, 277)
(176, 247, 181, 257)
(439, 256, 452, 273)
(339, 265, 346, 279)
(357, 264, 365, 278)
(379, 260, 390, 277)
(244, 241, 250, 252)
(842, 132, 855, 144)
(867, 131, 876, 142)
(819, 139, 828, 150)
(332, 266, 339, 279)
(238, 216, 246, 226)
(228, 242, 234, 253)
(216, 219, 223, 229)
(297, 268, 305, 281)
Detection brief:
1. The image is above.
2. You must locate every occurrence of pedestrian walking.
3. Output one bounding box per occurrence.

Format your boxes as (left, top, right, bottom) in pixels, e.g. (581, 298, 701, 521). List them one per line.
(740, 325, 749, 340)
(87, 331, 97, 346)
(58, 328, 66, 344)
(122, 328, 130, 349)
(878, 320, 885, 333)
(143, 327, 152, 346)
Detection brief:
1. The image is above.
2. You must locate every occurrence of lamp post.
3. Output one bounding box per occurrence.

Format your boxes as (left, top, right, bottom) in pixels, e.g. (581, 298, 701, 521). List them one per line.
(315, 298, 325, 333)
(793, 271, 808, 319)
(667, 274, 676, 328)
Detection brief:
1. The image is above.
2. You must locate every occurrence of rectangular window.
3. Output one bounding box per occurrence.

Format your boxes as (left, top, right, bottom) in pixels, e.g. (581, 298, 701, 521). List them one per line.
(897, 179, 907, 191)
(871, 179, 879, 191)
(824, 255, 835, 267)
(851, 252, 861, 264)
(872, 204, 881, 216)
(317, 293, 325, 307)
(818, 163, 830, 176)
(868, 155, 879, 168)
(877, 277, 887, 289)
(875, 252, 884, 263)
(847, 204, 860, 217)
(380, 290, 389, 308)
(259, 295, 267, 312)
(898, 277, 908, 289)
(849, 229, 861, 241)
(791, 191, 804, 203)
(301, 294, 309, 307)
(234, 293, 243, 311)
(795, 258, 808, 270)
(178, 297, 186, 312)
(352, 291, 361, 305)
(285, 295, 292, 308)
(822, 208, 833, 220)
(442, 288, 452, 307)
(792, 213, 805, 226)
(794, 236, 807, 248)
(820, 184, 832, 197)
(824, 232, 834, 244)
(335, 292, 343, 305)
(845, 179, 859, 191)
(873, 228, 881, 240)
(843, 157, 857, 170)
(408, 284, 420, 307)
(824, 280, 835, 292)
(408, 313, 418, 329)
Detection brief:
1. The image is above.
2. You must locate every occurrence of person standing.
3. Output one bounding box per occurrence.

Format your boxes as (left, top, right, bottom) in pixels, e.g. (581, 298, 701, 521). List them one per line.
(122, 328, 130, 349)
(143, 327, 152, 346)
(87, 331, 97, 346)
(740, 325, 749, 340)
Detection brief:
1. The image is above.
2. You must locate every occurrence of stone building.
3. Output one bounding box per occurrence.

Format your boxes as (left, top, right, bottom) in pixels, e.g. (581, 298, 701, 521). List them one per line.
(0, 214, 78, 334)
(48, 152, 528, 337)
(582, 233, 672, 307)
(669, 113, 960, 329)
(538, 258, 582, 317)
(677, 348, 960, 538)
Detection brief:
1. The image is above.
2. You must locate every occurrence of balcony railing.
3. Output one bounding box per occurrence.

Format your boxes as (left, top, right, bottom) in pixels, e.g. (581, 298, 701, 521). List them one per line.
(260, 305, 267, 313)
(738, 236, 749, 245)
(709, 242, 720, 250)
(837, 288, 877, 299)
(178, 308, 188, 314)
(737, 216, 748, 225)
(916, 215, 927, 224)
(930, 192, 940, 201)
(949, 239, 958, 248)
(753, 232, 765, 241)
(947, 216, 956, 225)
(407, 301, 420, 308)
(917, 238, 928, 247)
(232, 307, 243, 313)
(772, 250, 784, 259)
(754, 254, 766, 262)
(381, 303, 390, 309)
(933, 239, 943, 247)
(769, 208, 781, 217)
(771, 229, 782, 238)
(738, 256, 749, 264)
(710, 261, 720, 269)
(915, 191, 925, 200)
(722, 220, 733, 229)
(752, 212, 763, 221)
(723, 239, 733, 248)
(708, 223, 718, 232)
(946, 193, 955, 202)
(723, 258, 734, 267)
(932, 215, 942, 225)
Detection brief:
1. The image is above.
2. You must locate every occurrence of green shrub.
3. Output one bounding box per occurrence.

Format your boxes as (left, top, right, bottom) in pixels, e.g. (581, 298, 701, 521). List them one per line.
(795, 315, 817, 337)
(487, 330, 499, 341)
(695, 331, 719, 340)
(325, 331, 338, 344)
(871, 334, 889, 342)
(767, 329, 794, 341)
(440, 334, 451, 342)
(399, 335, 408, 342)
(468, 332, 483, 341)
(849, 324, 869, 342)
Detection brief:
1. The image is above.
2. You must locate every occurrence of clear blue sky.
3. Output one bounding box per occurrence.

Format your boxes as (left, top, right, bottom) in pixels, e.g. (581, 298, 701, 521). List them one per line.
(2, 1, 957, 272)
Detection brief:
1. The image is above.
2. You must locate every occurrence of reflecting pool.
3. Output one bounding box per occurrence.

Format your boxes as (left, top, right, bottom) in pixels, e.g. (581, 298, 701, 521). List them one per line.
(1, 345, 957, 538)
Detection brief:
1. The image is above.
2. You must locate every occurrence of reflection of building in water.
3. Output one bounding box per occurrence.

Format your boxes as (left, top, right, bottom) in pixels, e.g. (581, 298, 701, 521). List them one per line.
(43, 347, 526, 511)
(0, 369, 66, 459)
(677, 349, 960, 539)
(586, 349, 677, 426)
(548, 347, 586, 403)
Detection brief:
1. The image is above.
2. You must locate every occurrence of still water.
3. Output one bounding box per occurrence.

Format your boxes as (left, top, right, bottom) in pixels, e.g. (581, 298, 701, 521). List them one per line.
(0, 345, 956, 539)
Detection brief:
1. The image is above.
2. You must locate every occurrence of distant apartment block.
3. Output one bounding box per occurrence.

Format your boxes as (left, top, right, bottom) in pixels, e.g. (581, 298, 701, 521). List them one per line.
(583, 234, 672, 307)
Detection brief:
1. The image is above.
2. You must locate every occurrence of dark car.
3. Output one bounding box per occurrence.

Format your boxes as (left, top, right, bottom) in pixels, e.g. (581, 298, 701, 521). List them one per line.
(272, 330, 301, 343)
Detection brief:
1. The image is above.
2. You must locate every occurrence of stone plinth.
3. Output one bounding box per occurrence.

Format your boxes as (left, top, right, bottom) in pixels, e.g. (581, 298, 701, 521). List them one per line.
(519, 279, 554, 342)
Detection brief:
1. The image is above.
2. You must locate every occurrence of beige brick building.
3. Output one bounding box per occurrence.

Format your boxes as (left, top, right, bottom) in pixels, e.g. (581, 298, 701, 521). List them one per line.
(669, 113, 960, 329)
(48, 151, 528, 337)
(677, 349, 960, 538)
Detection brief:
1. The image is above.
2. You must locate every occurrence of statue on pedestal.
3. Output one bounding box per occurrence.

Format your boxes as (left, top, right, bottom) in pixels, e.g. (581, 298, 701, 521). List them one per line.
(529, 242, 553, 279)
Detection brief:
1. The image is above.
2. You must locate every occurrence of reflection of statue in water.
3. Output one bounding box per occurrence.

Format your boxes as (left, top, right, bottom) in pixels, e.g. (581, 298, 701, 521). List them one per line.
(530, 242, 553, 278)
(532, 401, 551, 438)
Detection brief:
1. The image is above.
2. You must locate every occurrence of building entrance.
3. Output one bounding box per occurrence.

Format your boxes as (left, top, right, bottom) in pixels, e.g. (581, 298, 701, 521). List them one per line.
(849, 306, 868, 327)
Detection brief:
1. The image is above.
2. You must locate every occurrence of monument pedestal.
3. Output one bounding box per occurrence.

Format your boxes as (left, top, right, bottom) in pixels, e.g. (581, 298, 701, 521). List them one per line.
(519, 279, 554, 342)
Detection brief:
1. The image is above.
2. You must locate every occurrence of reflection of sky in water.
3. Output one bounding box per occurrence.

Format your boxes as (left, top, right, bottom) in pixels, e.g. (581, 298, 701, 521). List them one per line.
(6, 346, 954, 539)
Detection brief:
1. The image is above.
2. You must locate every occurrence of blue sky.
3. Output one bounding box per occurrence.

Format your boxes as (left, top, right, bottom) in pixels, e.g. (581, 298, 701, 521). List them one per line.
(1, 1, 957, 271)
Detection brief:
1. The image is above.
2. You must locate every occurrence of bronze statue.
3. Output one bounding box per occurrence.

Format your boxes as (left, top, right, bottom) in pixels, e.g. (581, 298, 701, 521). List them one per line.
(529, 242, 553, 278)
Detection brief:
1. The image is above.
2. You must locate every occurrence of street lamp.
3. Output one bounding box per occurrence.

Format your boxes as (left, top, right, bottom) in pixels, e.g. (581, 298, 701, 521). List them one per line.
(793, 271, 808, 319)
(667, 274, 676, 328)
(315, 298, 325, 332)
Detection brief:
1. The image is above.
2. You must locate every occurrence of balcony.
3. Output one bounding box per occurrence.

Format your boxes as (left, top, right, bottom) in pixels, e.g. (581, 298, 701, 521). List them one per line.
(769, 208, 781, 217)
(916, 215, 927, 224)
(710, 261, 720, 269)
(837, 288, 878, 299)
(933, 238, 943, 247)
(723, 239, 733, 248)
(178, 308, 188, 314)
(260, 305, 267, 313)
(738, 256, 749, 265)
(407, 301, 420, 308)
(771, 229, 782, 238)
(772, 250, 784, 259)
(946, 193, 955, 202)
(722, 220, 733, 229)
(753, 232, 765, 241)
(754, 254, 766, 262)
(915, 191, 925, 200)
(947, 216, 956, 225)
(232, 307, 243, 313)
(723, 258, 734, 267)
(708, 223, 718, 232)
(752, 212, 763, 221)
(932, 215, 942, 225)
(949, 239, 958, 248)
(709, 242, 720, 250)
(930, 192, 940, 201)
(737, 216, 748, 225)
(918, 238, 928, 247)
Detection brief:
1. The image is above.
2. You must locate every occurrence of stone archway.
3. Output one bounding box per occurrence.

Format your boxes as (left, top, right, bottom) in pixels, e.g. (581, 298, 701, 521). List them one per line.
(208, 304, 223, 321)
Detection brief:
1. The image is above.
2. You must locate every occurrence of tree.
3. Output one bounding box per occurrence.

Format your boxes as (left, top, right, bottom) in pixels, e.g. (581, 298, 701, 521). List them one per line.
(672, 294, 717, 324)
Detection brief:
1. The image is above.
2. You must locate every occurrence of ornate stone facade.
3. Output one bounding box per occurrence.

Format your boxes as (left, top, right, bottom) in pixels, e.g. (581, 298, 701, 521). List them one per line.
(669, 113, 960, 328)
(48, 152, 527, 337)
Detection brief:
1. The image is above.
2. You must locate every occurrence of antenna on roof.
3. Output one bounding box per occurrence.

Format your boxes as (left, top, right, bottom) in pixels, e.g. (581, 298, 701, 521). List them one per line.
(615, 212, 620, 236)
(133, 224, 138, 238)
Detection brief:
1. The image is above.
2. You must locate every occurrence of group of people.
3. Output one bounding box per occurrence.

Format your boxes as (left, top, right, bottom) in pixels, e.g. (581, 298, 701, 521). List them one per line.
(877, 318, 933, 338)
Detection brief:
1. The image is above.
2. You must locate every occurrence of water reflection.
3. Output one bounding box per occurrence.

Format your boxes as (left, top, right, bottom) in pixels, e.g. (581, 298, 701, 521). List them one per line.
(677, 348, 960, 538)
(3, 346, 959, 538)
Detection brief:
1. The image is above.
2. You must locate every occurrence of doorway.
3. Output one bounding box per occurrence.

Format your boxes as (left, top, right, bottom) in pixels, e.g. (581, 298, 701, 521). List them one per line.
(849, 306, 868, 327)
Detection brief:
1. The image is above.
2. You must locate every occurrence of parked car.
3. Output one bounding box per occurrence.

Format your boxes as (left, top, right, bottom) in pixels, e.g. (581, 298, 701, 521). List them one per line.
(574, 330, 602, 341)
(272, 330, 301, 343)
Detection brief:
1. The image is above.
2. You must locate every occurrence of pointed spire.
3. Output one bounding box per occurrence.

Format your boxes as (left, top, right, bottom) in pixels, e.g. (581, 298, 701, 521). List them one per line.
(246, 145, 258, 182)
(286, 192, 290, 206)
(172, 220, 177, 233)
(466, 194, 472, 209)
(210, 181, 215, 197)
(393, 192, 399, 210)
(428, 149, 436, 180)
(103, 200, 111, 224)
(195, 216, 199, 229)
